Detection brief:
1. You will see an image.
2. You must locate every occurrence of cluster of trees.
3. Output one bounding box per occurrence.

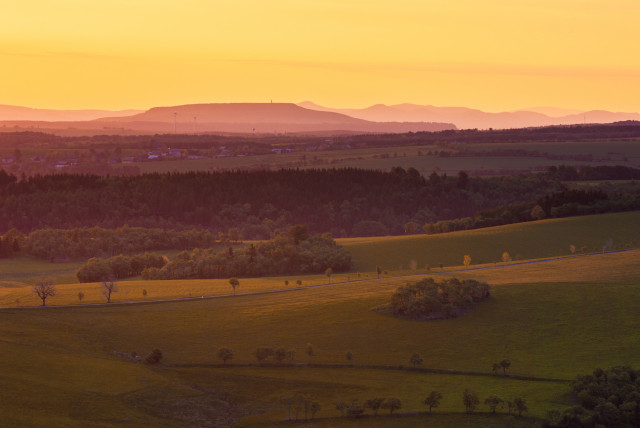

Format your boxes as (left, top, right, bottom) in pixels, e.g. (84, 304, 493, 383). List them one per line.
(141, 227, 351, 280)
(390, 278, 490, 320)
(76, 253, 167, 283)
(22, 226, 218, 261)
(546, 366, 640, 427)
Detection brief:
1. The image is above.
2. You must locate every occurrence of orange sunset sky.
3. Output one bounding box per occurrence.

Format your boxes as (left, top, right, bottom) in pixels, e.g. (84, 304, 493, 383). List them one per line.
(1, 0, 639, 112)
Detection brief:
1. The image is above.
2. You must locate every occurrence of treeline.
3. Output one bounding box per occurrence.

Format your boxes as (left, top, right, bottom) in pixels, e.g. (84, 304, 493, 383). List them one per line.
(0, 168, 564, 237)
(353, 121, 640, 147)
(389, 278, 490, 320)
(4, 121, 640, 150)
(423, 185, 640, 234)
(0, 226, 219, 261)
(141, 230, 351, 280)
(75, 227, 351, 282)
(0, 166, 638, 240)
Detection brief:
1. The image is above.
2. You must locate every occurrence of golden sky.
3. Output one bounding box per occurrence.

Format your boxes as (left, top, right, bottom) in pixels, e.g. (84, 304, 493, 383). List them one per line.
(1, 0, 639, 112)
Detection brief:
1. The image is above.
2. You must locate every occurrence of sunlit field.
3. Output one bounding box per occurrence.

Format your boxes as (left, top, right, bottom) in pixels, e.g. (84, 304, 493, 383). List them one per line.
(1, 246, 639, 426)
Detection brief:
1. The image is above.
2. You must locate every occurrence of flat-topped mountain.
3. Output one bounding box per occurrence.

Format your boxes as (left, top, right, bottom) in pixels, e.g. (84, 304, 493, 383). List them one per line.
(92, 102, 456, 133)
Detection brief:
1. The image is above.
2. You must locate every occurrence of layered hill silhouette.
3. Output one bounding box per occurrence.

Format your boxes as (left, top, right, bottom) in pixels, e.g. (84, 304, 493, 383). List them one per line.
(0, 104, 142, 122)
(2, 101, 639, 135)
(298, 102, 640, 130)
(0, 103, 454, 134)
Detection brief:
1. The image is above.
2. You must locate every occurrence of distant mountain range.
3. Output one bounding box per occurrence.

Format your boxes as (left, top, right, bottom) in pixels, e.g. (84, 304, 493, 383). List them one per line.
(1, 101, 639, 135)
(298, 102, 640, 130)
(0, 104, 143, 122)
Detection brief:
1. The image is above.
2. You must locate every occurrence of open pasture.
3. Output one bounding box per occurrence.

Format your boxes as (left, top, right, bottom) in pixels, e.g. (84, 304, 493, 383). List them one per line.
(342, 211, 640, 271)
(121, 139, 640, 176)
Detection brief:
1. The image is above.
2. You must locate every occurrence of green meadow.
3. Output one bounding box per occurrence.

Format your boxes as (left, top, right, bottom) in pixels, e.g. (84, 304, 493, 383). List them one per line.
(121, 139, 640, 176)
(1, 244, 639, 425)
(342, 211, 640, 271)
(1, 212, 639, 426)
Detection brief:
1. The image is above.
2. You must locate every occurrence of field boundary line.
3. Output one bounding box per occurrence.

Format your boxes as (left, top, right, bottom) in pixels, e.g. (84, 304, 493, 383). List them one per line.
(166, 362, 571, 383)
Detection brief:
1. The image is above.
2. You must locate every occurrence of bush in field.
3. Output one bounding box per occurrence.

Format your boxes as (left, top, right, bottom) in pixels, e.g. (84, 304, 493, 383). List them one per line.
(145, 349, 163, 364)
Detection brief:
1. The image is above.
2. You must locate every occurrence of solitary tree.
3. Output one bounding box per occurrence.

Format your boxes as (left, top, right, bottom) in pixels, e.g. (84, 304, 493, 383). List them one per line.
(423, 391, 443, 413)
(33, 281, 56, 306)
(229, 277, 239, 295)
(492, 362, 501, 375)
(217, 347, 234, 365)
(306, 343, 315, 363)
(463, 254, 472, 269)
(335, 397, 347, 417)
(325, 267, 333, 284)
(485, 395, 504, 413)
(364, 398, 385, 416)
(101, 277, 118, 303)
(410, 352, 423, 367)
(502, 252, 512, 263)
(463, 389, 479, 413)
(513, 397, 528, 416)
(500, 359, 511, 375)
(381, 398, 402, 415)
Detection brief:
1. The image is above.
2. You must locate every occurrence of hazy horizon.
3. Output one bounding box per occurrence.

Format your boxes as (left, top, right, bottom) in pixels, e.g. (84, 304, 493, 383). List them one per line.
(2, 1, 639, 113)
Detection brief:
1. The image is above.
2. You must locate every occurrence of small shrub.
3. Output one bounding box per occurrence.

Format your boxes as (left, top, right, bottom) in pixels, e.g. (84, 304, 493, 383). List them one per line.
(145, 349, 163, 364)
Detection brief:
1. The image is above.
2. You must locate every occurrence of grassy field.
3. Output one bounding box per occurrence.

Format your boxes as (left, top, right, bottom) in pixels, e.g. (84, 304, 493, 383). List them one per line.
(119, 139, 640, 176)
(1, 211, 639, 308)
(342, 211, 640, 271)
(1, 248, 639, 426)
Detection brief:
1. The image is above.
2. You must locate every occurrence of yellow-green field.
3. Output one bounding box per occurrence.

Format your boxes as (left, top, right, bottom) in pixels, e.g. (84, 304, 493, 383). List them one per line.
(1, 248, 640, 426)
(342, 211, 640, 271)
(1, 211, 639, 309)
(1, 212, 640, 426)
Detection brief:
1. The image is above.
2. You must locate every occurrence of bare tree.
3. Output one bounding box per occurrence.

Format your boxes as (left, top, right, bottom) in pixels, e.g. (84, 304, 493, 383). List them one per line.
(33, 281, 56, 306)
(101, 277, 118, 303)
